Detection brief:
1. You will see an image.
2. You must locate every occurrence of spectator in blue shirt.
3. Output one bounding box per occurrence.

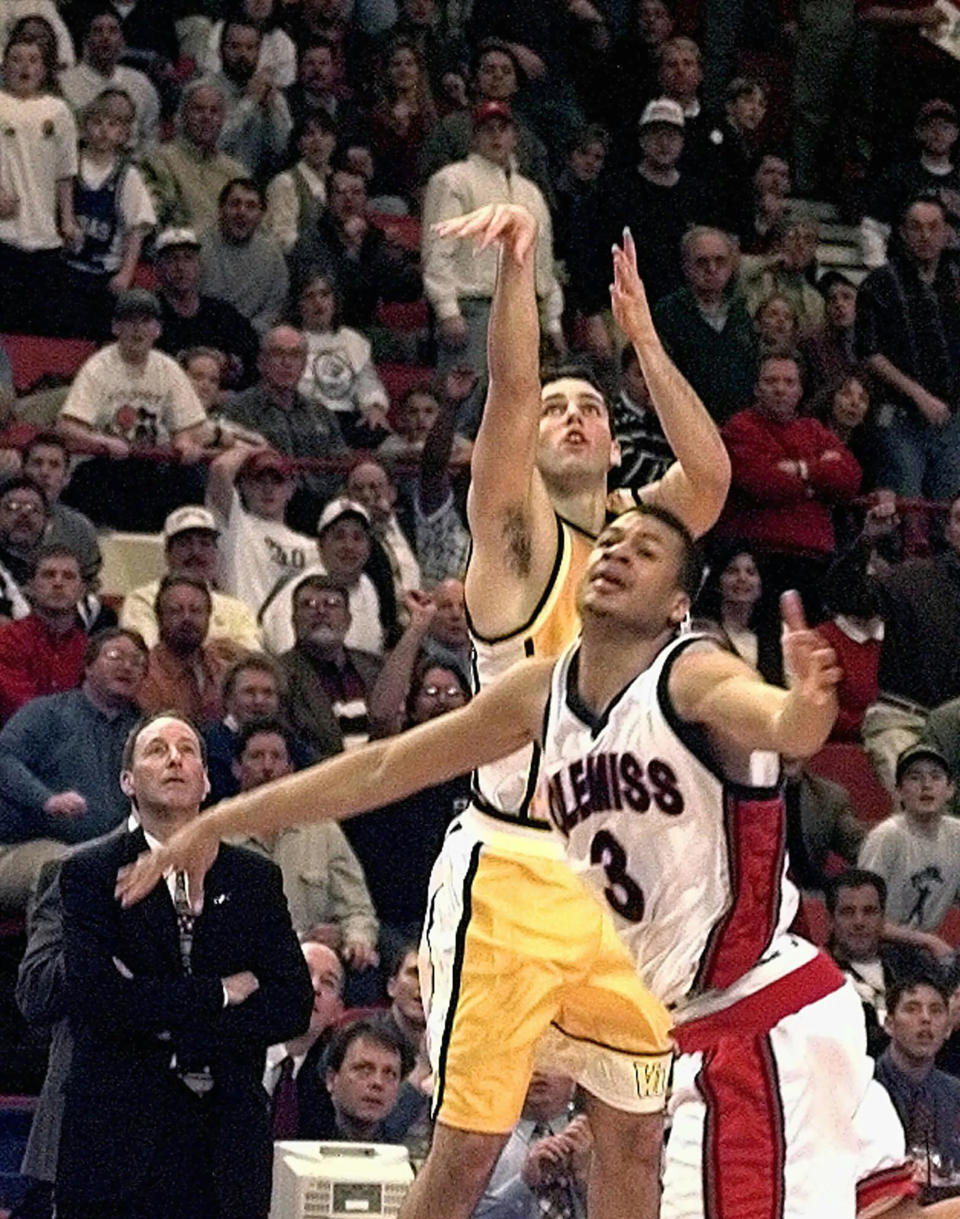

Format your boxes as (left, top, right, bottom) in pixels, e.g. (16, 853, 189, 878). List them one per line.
(0, 627, 146, 911)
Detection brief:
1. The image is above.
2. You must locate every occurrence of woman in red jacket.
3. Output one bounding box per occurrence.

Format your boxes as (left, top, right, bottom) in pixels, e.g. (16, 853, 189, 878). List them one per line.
(718, 350, 862, 617)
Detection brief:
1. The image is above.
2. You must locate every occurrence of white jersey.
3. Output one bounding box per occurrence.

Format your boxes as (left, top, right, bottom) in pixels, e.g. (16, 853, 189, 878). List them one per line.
(541, 632, 798, 1010)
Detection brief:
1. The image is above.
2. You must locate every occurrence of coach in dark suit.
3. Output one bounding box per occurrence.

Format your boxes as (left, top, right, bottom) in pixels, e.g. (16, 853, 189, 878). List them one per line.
(55, 712, 314, 1219)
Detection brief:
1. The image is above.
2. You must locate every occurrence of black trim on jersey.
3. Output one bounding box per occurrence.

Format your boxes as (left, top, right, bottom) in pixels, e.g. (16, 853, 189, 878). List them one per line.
(432, 842, 482, 1122)
(656, 636, 783, 799)
(556, 513, 599, 543)
(466, 637, 551, 829)
(564, 646, 643, 739)
(467, 790, 553, 830)
(465, 513, 565, 646)
(549, 1019, 669, 1059)
(423, 886, 441, 1020)
(760, 1035, 787, 1219)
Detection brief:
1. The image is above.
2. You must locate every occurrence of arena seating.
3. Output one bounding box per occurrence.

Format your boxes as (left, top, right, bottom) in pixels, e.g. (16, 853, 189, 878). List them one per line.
(808, 744, 892, 825)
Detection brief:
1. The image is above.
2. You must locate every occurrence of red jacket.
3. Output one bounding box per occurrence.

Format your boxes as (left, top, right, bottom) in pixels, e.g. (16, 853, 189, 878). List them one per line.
(816, 619, 880, 742)
(0, 614, 86, 722)
(718, 408, 861, 556)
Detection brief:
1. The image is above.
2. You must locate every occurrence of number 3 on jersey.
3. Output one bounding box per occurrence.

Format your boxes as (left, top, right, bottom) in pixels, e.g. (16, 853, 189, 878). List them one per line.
(590, 829, 645, 922)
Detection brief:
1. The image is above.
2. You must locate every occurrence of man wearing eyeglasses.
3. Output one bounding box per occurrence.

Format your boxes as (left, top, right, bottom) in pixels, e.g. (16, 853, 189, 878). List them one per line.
(0, 627, 147, 912)
(0, 475, 50, 622)
(279, 572, 385, 759)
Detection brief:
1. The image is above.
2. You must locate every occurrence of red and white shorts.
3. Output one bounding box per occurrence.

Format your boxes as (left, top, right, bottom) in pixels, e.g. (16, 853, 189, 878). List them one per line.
(662, 952, 915, 1219)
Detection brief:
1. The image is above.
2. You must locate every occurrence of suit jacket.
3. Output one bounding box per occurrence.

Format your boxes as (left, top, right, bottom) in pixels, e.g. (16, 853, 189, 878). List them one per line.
(56, 827, 313, 1215)
(16, 856, 73, 1184)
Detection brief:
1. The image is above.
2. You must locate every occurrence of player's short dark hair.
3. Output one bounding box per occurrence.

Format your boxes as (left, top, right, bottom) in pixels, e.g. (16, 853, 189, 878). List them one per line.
(886, 973, 951, 1017)
(324, 1015, 415, 1078)
(233, 716, 293, 761)
(154, 573, 212, 617)
(540, 360, 612, 410)
(824, 868, 887, 916)
(121, 710, 208, 772)
(83, 626, 148, 670)
(618, 504, 704, 600)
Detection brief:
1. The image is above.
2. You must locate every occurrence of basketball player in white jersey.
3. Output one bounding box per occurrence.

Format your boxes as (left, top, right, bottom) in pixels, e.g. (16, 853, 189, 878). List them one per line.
(118, 500, 955, 1217)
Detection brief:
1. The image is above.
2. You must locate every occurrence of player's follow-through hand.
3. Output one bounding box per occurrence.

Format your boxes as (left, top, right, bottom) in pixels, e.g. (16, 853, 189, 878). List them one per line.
(780, 590, 843, 706)
(610, 227, 655, 343)
(432, 203, 538, 264)
(115, 816, 220, 911)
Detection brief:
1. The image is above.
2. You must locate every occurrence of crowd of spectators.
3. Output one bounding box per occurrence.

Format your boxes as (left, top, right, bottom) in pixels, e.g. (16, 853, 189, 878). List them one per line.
(2, 0, 960, 1213)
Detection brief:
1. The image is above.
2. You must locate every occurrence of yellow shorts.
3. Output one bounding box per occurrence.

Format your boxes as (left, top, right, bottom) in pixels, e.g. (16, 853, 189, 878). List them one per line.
(420, 813, 673, 1134)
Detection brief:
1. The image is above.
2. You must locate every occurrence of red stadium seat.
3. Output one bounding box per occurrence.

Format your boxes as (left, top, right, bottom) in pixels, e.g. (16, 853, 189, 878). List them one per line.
(808, 743, 892, 825)
(1, 334, 96, 393)
(938, 906, 960, 948)
(378, 363, 434, 407)
(369, 212, 421, 251)
(375, 299, 429, 332)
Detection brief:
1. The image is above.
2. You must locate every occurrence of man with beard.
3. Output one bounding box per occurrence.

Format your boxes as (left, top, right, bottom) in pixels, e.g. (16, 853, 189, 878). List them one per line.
(205, 19, 292, 180)
(279, 575, 383, 757)
(121, 506, 261, 654)
(137, 575, 234, 721)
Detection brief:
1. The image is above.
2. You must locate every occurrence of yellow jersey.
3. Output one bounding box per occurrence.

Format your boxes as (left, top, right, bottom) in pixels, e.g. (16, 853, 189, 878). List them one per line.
(467, 512, 596, 833)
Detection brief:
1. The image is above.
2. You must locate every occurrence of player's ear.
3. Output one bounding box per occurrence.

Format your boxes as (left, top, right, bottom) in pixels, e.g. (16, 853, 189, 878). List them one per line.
(609, 438, 622, 469)
(668, 591, 690, 625)
(120, 769, 135, 800)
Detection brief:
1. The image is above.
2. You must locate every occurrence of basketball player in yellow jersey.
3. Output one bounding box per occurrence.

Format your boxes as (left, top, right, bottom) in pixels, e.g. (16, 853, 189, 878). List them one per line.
(386, 205, 730, 1219)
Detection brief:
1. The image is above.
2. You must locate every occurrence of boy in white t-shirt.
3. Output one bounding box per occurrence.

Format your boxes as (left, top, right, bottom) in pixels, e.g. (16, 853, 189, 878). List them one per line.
(859, 743, 960, 935)
(206, 444, 314, 615)
(57, 289, 210, 530)
(0, 33, 79, 333)
(63, 87, 156, 339)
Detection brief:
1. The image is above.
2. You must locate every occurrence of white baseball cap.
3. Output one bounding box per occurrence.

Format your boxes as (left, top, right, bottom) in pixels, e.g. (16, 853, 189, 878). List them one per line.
(155, 227, 202, 255)
(163, 505, 219, 540)
(317, 497, 371, 535)
(639, 98, 685, 130)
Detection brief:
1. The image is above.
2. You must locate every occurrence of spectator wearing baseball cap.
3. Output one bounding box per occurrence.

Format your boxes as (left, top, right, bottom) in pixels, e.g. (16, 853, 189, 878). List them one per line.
(206, 445, 315, 615)
(57, 289, 211, 531)
(594, 98, 714, 310)
(422, 95, 564, 434)
(119, 505, 262, 654)
(862, 98, 960, 269)
(260, 497, 393, 657)
(419, 39, 554, 207)
(153, 226, 260, 389)
(859, 743, 960, 946)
